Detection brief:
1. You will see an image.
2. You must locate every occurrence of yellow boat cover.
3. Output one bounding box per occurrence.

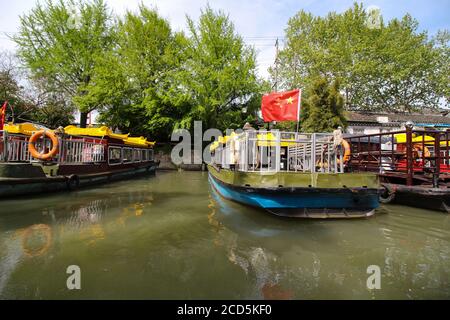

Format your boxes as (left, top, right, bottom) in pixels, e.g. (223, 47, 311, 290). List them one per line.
(210, 141, 219, 151)
(123, 136, 155, 147)
(64, 125, 129, 140)
(3, 122, 41, 136)
(256, 132, 296, 147)
(395, 133, 434, 144)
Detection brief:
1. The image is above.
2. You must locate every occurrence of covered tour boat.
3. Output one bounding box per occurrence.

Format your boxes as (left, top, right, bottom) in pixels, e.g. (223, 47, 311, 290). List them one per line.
(0, 122, 159, 198)
(208, 130, 380, 218)
(346, 127, 450, 212)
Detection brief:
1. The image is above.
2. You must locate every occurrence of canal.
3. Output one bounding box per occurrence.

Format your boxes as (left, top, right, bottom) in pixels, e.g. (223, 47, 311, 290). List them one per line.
(0, 170, 449, 299)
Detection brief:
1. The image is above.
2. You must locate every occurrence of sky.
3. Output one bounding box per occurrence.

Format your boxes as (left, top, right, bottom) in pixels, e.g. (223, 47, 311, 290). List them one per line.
(0, 0, 449, 79)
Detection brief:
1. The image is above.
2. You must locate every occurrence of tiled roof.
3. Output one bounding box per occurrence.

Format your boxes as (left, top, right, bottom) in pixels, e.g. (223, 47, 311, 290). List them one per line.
(346, 111, 450, 125)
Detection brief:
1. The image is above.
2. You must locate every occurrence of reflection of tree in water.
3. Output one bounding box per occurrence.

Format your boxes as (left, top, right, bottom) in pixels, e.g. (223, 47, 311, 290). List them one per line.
(67, 199, 106, 227)
(382, 235, 450, 298)
(52, 192, 154, 246)
(207, 195, 293, 299)
(207, 188, 450, 299)
(0, 190, 157, 297)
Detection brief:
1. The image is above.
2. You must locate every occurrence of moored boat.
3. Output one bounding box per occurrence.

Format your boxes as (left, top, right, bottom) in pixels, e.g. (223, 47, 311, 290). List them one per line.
(0, 123, 159, 198)
(346, 127, 450, 212)
(208, 130, 380, 218)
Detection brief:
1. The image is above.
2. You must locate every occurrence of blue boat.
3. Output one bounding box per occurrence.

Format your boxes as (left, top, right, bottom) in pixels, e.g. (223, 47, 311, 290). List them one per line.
(208, 130, 380, 218)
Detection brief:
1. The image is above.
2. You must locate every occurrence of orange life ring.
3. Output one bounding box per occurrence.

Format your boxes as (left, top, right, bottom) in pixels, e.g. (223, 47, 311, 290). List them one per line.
(413, 144, 431, 158)
(336, 139, 351, 165)
(28, 129, 59, 160)
(341, 139, 351, 163)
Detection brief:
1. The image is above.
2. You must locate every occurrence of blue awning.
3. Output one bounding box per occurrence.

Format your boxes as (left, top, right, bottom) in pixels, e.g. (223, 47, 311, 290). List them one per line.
(415, 123, 450, 128)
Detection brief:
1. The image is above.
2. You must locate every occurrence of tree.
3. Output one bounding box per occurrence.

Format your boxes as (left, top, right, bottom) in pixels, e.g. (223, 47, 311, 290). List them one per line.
(24, 77, 75, 128)
(273, 3, 448, 112)
(14, 0, 116, 127)
(96, 5, 263, 140)
(300, 77, 346, 133)
(92, 5, 192, 140)
(181, 5, 261, 130)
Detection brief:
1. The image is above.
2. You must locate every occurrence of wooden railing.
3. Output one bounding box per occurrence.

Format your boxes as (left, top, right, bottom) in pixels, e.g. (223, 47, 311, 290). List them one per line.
(346, 128, 450, 187)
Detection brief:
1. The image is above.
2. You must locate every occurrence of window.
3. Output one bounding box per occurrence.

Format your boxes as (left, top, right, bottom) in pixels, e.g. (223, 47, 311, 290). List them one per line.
(108, 147, 122, 165)
(141, 149, 148, 161)
(133, 148, 141, 162)
(123, 148, 133, 163)
(148, 149, 153, 161)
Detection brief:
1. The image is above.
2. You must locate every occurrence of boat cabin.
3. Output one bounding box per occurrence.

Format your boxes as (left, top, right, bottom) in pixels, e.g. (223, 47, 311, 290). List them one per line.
(210, 130, 348, 174)
(346, 128, 450, 187)
(0, 123, 155, 176)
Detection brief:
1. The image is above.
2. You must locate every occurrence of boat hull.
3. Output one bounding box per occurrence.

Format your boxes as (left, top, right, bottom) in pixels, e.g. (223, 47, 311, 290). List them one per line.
(380, 183, 450, 213)
(208, 167, 380, 218)
(0, 161, 158, 198)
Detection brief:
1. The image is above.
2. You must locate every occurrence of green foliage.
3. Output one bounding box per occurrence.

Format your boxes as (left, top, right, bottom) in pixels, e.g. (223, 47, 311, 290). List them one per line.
(179, 5, 262, 131)
(1, 50, 74, 127)
(96, 4, 262, 140)
(30, 99, 75, 128)
(94, 5, 192, 141)
(14, 0, 116, 126)
(273, 2, 449, 112)
(300, 77, 346, 133)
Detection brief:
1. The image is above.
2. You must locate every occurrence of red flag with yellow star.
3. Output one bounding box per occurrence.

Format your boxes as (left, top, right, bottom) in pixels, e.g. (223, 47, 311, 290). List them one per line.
(0, 101, 7, 130)
(261, 89, 301, 122)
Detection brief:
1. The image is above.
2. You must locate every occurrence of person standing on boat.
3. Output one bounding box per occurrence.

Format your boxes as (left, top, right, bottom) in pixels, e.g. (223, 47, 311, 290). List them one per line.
(243, 122, 259, 170)
(333, 126, 344, 162)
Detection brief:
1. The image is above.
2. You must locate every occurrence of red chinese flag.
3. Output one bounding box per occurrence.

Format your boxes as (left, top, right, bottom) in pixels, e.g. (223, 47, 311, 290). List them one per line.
(261, 89, 301, 122)
(0, 101, 7, 130)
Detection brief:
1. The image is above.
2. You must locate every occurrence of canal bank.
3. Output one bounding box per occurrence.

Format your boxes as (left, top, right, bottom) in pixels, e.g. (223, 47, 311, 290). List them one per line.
(0, 171, 449, 299)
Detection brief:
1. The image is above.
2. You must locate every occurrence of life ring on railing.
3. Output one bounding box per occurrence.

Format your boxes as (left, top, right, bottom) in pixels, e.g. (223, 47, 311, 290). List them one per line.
(341, 139, 351, 163)
(336, 139, 351, 165)
(28, 129, 59, 160)
(413, 144, 431, 158)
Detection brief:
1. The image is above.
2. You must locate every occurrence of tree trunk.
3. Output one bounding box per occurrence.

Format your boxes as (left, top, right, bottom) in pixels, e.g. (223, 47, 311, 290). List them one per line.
(79, 111, 88, 128)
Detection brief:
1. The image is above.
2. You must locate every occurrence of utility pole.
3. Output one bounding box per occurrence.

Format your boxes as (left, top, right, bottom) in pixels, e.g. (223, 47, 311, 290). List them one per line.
(274, 38, 279, 92)
(268, 38, 280, 131)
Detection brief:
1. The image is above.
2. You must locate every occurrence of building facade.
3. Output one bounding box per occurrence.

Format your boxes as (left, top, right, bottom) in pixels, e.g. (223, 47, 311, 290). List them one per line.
(346, 111, 450, 135)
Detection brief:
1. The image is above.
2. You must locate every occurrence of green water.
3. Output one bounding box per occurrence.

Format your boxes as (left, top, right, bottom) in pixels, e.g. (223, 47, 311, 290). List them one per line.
(0, 171, 449, 299)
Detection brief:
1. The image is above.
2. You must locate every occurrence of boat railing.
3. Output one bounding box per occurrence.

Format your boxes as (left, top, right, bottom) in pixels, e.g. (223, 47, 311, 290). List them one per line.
(212, 130, 345, 173)
(59, 137, 107, 164)
(0, 130, 34, 162)
(0, 130, 153, 165)
(346, 128, 450, 187)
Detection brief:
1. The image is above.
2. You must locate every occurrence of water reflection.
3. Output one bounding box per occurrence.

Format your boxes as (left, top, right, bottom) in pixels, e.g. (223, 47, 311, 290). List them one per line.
(208, 189, 295, 299)
(208, 179, 450, 299)
(0, 171, 448, 299)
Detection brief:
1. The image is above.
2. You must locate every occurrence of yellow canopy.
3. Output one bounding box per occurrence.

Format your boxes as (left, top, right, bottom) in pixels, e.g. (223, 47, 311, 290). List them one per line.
(123, 136, 155, 147)
(394, 133, 435, 144)
(210, 141, 220, 151)
(64, 125, 129, 140)
(4, 123, 155, 148)
(3, 122, 41, 136)
(256, 132, 297, 147)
